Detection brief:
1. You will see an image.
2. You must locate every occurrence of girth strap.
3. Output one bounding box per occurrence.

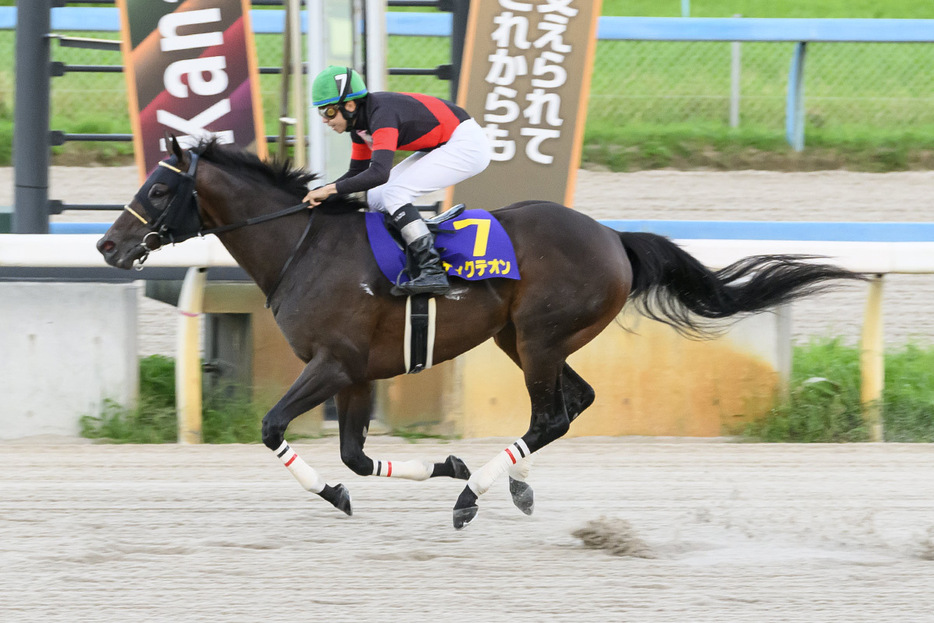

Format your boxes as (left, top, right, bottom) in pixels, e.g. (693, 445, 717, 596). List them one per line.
(404, 294, 436, 374)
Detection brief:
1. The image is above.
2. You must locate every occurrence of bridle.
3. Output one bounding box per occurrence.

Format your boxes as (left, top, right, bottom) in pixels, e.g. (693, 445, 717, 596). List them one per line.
(125, 148, 315, 308)
(123, 151, 203, 261)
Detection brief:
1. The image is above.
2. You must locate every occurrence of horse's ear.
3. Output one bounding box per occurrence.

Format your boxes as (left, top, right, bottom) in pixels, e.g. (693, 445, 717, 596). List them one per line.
(164, 131, 183, 160)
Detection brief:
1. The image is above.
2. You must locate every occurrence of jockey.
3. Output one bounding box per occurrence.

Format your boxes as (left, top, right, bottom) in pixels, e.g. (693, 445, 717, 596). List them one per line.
(303, 65, 491, 297)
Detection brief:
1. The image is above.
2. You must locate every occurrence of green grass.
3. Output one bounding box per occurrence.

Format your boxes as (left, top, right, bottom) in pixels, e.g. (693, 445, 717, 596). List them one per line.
(582, 121, 934, 171)
(80, 355, 178, 443)
(80, 355, 268, 444)
(601, 0, 934, 18)
(745, 339, 934, 443)
(395, 1, 934, 17)
(85, 343, 934, 444)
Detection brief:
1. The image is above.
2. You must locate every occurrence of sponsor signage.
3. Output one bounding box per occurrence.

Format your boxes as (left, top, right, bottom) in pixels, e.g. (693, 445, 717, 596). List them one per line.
(117, 0, 267, 179)
(452, 0, 602, 209)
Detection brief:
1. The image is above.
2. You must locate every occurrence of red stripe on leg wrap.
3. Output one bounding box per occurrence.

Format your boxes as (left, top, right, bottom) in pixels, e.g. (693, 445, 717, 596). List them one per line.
(285, 455, 297, 467)
(505, 448, 517, 464)
(387, 462, 393, 477)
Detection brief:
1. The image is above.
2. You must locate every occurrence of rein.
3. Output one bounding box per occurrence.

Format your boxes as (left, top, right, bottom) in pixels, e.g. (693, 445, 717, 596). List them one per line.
(200, 201, 316, 309)
(201, 202, 310, 236)
(128, 149, 316, 309)
(261, 207, 316, 309)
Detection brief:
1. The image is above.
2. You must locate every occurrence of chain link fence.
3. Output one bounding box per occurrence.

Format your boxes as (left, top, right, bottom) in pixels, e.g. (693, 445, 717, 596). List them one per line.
(382, 35, 934, 139)
(587, 40, 934, 132)
(2, 28, 933, 153)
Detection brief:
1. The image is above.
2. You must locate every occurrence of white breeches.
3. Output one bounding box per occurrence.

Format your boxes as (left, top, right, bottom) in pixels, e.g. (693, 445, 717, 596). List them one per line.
(366, 118, 491, 216)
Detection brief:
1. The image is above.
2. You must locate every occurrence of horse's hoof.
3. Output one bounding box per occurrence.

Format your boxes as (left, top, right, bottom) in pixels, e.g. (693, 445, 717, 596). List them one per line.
(453, 485, 479, 530)
(508, 477, 534, 516)
(446, 455, 471, 480)
(319, 483, 353, 516)
(453, 505, 478, 530)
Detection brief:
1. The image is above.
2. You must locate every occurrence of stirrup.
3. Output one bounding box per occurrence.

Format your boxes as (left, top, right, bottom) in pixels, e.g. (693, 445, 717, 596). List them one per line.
(391, 272, 450, 297)
(426, 204, 465, 227)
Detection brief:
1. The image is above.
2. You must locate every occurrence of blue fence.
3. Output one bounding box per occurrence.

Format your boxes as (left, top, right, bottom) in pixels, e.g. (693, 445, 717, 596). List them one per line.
(5, 8, 932, 42)
(51, 220, 934, 242)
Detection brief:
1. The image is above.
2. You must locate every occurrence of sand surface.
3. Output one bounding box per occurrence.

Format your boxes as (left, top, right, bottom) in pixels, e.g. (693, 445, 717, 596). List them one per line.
(4, 166, 931, 355)
(3, 171, 933, 618)
(2, 438, 934, 622)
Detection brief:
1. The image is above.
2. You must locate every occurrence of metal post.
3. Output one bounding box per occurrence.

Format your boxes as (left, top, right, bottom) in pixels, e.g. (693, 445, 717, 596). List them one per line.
(365, 0, 387, 92)
(729, 15, 741, 128)
(450, 0, 470, 101)
(13, 0, 53, 234)
(177, 267, 207, 445)
(277, 2, 293, 161)
(860, 274, 885, 442)
(288, 0, 306, 167)
(785, 42, 807, 151)
(314, 0, 357, 181)
(306, 0, 327, 177)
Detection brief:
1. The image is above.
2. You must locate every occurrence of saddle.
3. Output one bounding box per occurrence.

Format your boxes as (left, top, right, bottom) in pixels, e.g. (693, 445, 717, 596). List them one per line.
(364, 206, 520, 287)
(383, 203, 466, 249)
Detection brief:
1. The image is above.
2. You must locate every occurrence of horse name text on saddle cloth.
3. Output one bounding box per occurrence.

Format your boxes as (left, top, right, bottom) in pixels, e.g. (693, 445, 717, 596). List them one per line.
(364, 210, 521, 286)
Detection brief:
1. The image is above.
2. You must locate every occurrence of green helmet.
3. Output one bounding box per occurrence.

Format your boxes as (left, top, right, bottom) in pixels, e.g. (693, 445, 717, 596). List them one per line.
(312, 66, 368, 107)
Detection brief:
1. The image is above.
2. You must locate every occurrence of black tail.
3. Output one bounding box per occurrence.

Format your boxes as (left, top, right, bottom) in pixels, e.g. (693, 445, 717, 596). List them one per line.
(618, 232, 865, 337)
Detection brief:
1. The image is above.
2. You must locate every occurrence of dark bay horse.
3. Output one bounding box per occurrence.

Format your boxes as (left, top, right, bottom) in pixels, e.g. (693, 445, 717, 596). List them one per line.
(97, 138, 862, 529)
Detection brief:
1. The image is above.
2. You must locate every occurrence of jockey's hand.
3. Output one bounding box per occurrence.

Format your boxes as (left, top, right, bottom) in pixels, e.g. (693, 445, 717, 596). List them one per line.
(303, 183, 337, 207)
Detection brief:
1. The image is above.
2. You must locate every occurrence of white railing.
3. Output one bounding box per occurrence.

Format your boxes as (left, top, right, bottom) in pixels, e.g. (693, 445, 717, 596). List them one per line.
(2, 231, 933, 442)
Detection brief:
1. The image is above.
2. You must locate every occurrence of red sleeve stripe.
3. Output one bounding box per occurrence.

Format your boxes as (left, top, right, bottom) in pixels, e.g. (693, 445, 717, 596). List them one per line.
(371, 127, 400, 152)
(351, 141, 372, 160)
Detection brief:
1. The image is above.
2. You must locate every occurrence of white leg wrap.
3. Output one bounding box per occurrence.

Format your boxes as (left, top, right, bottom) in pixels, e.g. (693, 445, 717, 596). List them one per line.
(468, 439, 531, 496)
(508, 453, 535, 482)
(275, 441, 325, 493)
(371, 459, 434, 481)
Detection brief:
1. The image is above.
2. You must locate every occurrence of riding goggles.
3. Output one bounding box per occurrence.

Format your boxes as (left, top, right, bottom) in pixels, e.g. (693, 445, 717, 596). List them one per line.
(318, 104, 341, 119)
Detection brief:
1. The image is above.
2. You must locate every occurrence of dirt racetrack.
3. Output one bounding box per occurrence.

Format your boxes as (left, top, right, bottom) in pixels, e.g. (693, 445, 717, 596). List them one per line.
(3, 167, 933, 620)
(2, 438, 934, 623)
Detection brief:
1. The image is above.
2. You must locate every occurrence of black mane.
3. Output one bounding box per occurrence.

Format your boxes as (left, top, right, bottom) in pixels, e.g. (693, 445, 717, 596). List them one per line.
(193, 138, 366, 214)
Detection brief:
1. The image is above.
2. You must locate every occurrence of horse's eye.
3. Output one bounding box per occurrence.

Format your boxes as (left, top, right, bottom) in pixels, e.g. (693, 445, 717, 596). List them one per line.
(149, 185, 168, 199)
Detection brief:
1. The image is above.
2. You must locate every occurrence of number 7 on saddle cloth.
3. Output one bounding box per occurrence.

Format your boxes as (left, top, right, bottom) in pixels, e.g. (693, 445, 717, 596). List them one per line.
(364, 209, 521, 286)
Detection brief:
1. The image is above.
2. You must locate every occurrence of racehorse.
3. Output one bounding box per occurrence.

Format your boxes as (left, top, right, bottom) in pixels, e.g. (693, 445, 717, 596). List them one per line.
(97, 138, 862, 529)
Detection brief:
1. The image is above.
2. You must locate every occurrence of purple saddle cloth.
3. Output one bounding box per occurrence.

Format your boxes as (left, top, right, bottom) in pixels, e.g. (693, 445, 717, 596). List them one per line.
(365, 209, 521, 286)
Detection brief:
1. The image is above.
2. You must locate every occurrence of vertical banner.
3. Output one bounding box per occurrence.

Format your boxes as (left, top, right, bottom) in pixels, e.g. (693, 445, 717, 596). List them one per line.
(118, 0, 267, 180)
(452, 0, 601, 209)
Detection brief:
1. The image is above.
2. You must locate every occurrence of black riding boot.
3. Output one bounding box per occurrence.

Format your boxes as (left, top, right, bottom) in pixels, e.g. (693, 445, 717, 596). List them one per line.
(398, 233, 450, 296)
(389, 203, 450, 297)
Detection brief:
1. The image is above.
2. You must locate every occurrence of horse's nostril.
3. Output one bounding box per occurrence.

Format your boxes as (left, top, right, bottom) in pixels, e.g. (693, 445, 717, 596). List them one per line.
(99, 239, 116, 253)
